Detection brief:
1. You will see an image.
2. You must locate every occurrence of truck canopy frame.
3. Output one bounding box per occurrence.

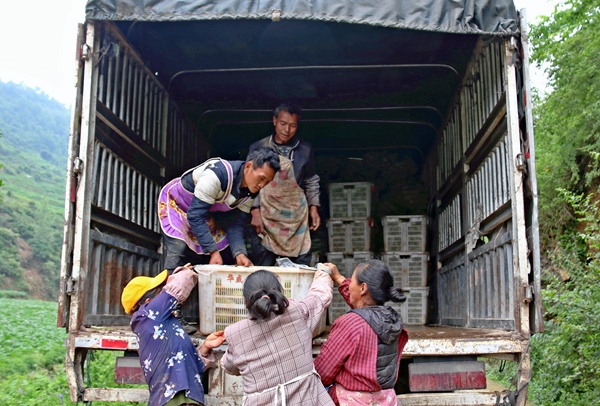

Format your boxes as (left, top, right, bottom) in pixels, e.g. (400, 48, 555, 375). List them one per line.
(81, 0, 519, 172)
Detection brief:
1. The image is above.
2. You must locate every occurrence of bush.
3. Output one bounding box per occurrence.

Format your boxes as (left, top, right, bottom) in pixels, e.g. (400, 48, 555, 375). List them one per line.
(0, 290, 28, 299)
(0, 227, 23, 278)
(528, 190, 600, 405)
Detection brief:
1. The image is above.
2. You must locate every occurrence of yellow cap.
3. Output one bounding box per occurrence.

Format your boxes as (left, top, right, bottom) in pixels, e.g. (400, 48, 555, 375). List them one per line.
(121, 270, 169, 314)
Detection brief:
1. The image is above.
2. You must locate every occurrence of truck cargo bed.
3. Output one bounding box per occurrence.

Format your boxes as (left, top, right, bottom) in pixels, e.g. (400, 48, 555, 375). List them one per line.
(76, 324, 524, 358)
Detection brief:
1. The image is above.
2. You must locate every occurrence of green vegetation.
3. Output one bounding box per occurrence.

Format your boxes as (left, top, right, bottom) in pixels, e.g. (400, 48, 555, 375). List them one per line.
(531, 0, 600, 247)
(0, 81, 69, 299)
(0, 132, 4, 190)
(519, 0, 600, 403)
(0, 298, 145, 405)
(529, 191, 600, 404)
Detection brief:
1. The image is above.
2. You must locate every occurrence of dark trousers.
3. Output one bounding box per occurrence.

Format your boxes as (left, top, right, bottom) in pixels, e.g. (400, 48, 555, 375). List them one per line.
(162, 233, 235, 272)
(247, 229, 312, 266)
(161, 234, 235, 324)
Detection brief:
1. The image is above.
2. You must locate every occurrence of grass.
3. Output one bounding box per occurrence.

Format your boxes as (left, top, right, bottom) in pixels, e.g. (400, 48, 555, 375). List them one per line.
(0, 142, 66, 217)
(0, 298, 145, 405)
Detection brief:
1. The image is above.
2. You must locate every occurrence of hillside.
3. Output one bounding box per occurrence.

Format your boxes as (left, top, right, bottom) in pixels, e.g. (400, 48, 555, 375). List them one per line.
(0, 80, 70, 300)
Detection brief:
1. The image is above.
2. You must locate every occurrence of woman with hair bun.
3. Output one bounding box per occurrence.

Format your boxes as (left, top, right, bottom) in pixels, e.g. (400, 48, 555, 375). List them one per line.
(314, 259, 409, 406)
(217, 268, 335, 405)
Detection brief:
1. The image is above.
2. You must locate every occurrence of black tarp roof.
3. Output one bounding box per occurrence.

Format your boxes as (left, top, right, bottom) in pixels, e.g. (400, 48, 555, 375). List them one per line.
(86, 0, 518, 35)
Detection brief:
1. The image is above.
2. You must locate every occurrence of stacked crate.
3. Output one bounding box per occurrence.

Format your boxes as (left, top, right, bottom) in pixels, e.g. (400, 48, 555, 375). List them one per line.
(326, 182, 374, 324)
(381, 215, 429, 325)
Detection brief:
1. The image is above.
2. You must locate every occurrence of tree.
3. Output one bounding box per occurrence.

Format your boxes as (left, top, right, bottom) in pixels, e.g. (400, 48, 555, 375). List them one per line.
(526, 1, 600, 404)
(530, 0, 600, 246)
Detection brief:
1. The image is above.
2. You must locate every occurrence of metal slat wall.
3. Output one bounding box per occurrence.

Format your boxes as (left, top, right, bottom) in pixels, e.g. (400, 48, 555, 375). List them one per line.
(439, 254, 467, 326)
(82, 22, 209, 326)
(92, 142, 161, 232)
(95, 22, 209, 175)
(438, 194, 462, 252)
(439, 228, 515, 329)
(96, 33, 165, 154)
(437, 108, 462, 190)
(435, 41, 505, 244)
(434, 40, 516, 329)
(436, 42, 505, 190)
(464, 42, 505, 147)
(436, 42, 506, 251)
(84, 230, 161, 326)
(167, 105, 210, 175)
(468, 231, 515, 329)
(465, 136, 510, 226)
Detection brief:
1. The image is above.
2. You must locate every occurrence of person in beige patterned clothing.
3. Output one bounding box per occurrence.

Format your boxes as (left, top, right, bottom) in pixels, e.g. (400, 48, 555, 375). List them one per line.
(247, 103, 321, 267)
(216, 268, 334, 405)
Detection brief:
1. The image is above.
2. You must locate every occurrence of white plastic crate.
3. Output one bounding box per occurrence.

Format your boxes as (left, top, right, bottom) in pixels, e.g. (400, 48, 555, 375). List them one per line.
(196, 265, 327, 336)
(327, 218, 373, 254)
(326, 252, 373, 324)
(390, 287, 429, 325)
(382, 252, 429, 288)
(382, 215, 427, 253)
(329, 182, 374, 218)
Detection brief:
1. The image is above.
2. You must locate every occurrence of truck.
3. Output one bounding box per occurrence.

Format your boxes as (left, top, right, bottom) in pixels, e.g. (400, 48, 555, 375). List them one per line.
(58, 0, 543, 404)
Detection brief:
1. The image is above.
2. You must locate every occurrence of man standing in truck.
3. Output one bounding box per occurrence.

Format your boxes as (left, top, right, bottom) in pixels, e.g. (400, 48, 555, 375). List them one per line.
(158, 147, 280, 269)
(247, 103, 321, 266)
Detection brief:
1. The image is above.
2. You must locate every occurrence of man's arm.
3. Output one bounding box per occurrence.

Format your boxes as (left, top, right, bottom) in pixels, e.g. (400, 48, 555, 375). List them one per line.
(303, 174, 321, 207)
(302, 144, 321, 230)
(304, 173, 321, 231)
(224, 211, 253, 266)
(300, 142, 320, 203)
(251, 194, 261, 208)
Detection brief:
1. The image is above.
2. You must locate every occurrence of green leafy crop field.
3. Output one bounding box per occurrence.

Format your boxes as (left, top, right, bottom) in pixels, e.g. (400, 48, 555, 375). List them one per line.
(0, 298, 144, 405)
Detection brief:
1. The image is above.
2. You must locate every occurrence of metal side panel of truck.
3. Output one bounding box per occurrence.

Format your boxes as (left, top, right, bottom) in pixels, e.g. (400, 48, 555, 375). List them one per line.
(58, 0, 542, 404)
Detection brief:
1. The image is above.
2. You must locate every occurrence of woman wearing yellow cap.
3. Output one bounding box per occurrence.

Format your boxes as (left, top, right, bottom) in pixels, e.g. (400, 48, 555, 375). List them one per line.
(121, 264, 225, 406)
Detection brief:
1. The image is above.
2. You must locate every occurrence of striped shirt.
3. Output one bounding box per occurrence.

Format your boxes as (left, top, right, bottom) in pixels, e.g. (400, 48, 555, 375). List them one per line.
(314, 279, 409, 404)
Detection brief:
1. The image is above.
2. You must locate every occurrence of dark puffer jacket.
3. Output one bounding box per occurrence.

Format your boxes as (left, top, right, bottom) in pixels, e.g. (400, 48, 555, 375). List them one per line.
(350, 306, 404, 389)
